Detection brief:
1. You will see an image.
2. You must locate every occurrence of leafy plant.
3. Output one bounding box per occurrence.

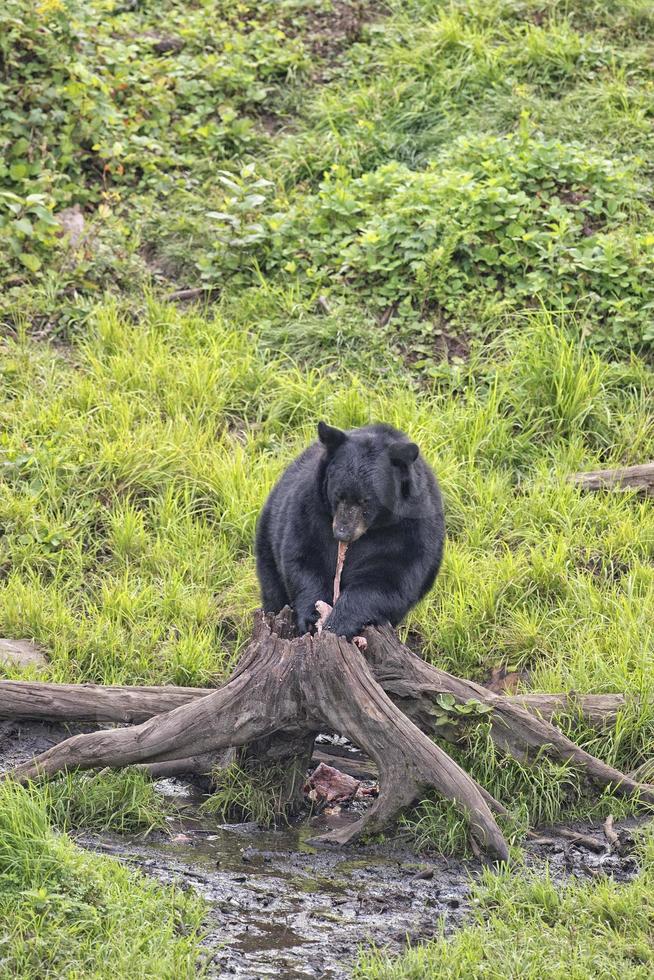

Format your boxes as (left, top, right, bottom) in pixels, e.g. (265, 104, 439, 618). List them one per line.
(233, 126, 654, 347)
(431, 692, 494, 728)
(0, 0, 307, 282)
(0, 191, 61, 276)
(199, 166, 274, 284)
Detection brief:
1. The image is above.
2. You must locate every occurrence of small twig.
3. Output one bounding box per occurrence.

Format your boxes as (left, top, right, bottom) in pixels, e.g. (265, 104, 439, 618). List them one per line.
(603, 814, 621, 852)
(378, 302, 398, 328)
(165, 287, 220, 303)
(333, 541, 348, 602)
(545, 827, 607, 853)
(331, 543, 366, 649)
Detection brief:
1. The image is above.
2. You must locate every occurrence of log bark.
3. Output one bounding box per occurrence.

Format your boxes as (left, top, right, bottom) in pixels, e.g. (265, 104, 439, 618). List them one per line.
(3, 610, 652, 860)
(0, 680, 627, 730)
(569, 462, 654, 495)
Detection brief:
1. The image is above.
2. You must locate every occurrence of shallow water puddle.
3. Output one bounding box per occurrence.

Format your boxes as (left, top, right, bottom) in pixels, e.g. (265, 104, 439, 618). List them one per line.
(76, 809, 476, 978)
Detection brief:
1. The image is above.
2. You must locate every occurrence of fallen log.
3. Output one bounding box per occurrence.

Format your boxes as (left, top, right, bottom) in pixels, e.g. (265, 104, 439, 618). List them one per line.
(0, 681, 205, 724)
(3, 610, 652, 860)
(569, 462, 654, 495)
(0, 680, 627, 730)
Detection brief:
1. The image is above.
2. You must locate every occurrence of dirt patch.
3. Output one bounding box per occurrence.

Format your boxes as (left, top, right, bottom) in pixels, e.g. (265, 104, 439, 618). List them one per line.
(0, 719, 101, 771)
(257, 110, 288, 135)
(78, 820, 478, 979)
(577, 551, 632, 582)
(1, 720, 647, 980)
(304, 1, 373, 61)
(285, 0, 384, 83)
(73, 802, 646, 979)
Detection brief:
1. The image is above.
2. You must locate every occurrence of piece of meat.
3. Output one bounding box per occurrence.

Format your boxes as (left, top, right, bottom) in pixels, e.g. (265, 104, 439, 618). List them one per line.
(304, 762, 360, 803)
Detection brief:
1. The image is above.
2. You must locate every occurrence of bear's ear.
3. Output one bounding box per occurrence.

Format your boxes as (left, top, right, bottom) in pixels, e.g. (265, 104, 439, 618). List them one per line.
(389, 441, 419, 466)
(318, 421, 347, 452)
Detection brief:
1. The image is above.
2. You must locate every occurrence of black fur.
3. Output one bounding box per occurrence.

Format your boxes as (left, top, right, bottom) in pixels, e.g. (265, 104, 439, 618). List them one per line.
(255, 422, 445, 639)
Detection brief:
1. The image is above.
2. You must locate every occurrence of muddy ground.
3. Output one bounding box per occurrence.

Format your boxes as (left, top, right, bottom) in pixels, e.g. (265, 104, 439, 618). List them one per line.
(0, 720, 645, 979)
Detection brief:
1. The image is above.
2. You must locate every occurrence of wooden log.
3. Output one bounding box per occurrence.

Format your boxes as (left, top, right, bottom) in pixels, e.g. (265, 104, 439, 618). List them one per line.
(4, 611, 652, 859)
(0, 682, 628, 731)
(510, 693, 627, 728)
(0, 680, 206, 723)
(569, 462, 654, 495)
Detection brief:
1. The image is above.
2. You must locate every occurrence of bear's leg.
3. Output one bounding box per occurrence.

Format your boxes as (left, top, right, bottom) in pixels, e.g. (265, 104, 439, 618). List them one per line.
(324, 583, 409, 640)
(255, 537, 289, 614)
(260, 574, 289, 615)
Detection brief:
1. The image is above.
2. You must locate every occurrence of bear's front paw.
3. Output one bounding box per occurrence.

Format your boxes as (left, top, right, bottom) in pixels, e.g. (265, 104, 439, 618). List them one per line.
(323, 609, 361, 641)
(296, 606, 319, 636)
(323, 620, 367, 648)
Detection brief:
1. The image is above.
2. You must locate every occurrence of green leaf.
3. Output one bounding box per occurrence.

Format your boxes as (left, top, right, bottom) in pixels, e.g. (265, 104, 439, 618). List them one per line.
(9, 161, 28, 180)
(477, 245, 498, 264)
(14, 217, 33, 236)
(19, 252, 42, 272)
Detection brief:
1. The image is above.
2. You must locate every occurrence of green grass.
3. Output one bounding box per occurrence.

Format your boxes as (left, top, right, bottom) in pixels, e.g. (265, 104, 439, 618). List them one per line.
(44, 769, 172, 835)
(2, 302, 653, 787)
(356, 826, 654, 979)
(0, 780, 204, 978)
(202, 759, 298, 826)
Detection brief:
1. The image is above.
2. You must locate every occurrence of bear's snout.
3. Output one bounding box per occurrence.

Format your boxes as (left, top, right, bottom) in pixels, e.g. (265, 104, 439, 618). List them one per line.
(332, 501, 367, 542)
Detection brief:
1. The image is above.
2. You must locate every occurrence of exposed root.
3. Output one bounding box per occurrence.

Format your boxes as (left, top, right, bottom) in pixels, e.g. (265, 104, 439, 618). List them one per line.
(5, 612, 507, 859)
(2, 609, 653, 861)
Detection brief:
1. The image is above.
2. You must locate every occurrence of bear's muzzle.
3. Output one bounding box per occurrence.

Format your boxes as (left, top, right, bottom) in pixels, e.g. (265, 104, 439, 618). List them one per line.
(332, 501, 367, 542)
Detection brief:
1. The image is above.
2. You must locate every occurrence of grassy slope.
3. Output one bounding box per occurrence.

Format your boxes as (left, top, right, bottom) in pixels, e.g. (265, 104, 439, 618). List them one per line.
(3, 0, 654, 351)
(2, 0, 654, 975)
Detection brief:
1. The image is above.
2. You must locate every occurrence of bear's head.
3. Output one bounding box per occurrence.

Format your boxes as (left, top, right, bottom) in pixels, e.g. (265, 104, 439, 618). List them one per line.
(318, 421, 419, 541)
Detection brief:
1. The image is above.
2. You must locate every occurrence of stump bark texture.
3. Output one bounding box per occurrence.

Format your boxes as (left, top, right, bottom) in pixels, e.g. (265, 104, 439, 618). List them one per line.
(2, 609, 652, 861)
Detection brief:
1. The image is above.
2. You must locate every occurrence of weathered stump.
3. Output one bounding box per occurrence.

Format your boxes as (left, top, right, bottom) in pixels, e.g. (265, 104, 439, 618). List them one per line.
(3, 609, 654, 861)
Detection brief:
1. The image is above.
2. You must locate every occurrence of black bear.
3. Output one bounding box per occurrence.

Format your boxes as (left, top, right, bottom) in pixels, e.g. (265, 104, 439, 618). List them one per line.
(255, 421, 445, 639)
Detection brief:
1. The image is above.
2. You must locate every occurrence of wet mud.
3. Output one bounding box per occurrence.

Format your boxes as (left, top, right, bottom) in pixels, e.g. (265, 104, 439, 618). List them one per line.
(0, 720, 646, 979)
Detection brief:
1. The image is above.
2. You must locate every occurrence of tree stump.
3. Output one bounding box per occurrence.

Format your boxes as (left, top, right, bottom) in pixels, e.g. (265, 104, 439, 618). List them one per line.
(3, 609, 654, 862)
